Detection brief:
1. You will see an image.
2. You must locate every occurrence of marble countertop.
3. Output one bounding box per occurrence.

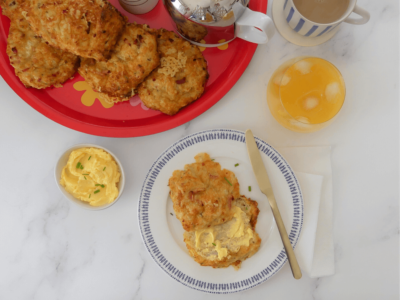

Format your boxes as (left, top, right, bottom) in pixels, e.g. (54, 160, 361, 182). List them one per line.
(0, 0, 398, 299)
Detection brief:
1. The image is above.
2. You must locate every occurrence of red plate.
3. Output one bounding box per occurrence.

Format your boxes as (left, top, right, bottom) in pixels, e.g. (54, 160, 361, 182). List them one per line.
(0, 0, 267, 137)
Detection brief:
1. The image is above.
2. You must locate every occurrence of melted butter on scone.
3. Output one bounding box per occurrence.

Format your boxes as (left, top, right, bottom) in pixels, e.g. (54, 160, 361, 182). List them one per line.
(195, 228, 215, 248)
(215, 241, 228, 260)
(158, 52, 187, 77)
(194, 206, 254, 261)
(228, 206, 245, 238)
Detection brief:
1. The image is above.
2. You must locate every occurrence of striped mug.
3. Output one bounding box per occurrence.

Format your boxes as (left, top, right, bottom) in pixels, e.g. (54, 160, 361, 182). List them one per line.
(283, 0, 370, 38)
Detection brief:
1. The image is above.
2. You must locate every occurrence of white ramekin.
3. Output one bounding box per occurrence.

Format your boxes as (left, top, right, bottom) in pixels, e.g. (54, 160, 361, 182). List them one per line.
(54, 144, 125, 211)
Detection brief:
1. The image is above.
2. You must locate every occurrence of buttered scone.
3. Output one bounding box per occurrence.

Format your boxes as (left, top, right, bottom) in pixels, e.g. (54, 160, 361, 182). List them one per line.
(184, 195, 261, 269)
(138, 29, 208, 115)
(169, 153, 240, 232)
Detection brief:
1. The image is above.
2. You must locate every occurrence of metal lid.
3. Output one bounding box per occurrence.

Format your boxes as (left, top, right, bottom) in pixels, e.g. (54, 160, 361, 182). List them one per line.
(174, 0, 249, 24)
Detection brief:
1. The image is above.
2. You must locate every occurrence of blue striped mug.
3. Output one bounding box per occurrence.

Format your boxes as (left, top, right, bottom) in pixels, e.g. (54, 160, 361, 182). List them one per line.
(283, 0, 370, 38)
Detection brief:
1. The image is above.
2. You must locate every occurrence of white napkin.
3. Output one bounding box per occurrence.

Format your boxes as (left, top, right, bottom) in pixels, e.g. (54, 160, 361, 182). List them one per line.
(277, 146, 334, 278)
(293, 172, 323, 276)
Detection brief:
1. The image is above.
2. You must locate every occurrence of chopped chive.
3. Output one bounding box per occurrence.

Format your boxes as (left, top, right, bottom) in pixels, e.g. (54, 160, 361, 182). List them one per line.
(88, 156, 91, 160)
(94, 190, 100, 194)
(76, 162, 81, 169)
(224, 177, 232, 186)
(234, 163, 239, 167)
(211, 159, 215, 161)
(95, 184, 105, 188)
(170, 213, 173, 216)
(246, 207, 248, 210)
(212, 243, 216, 246)
(83, 173, 89, 175)
(103, 167, 106, 171)
(101, 185, 105, 188)
(84, 176, 87, 180)
(89, 194, 91, 198)
(80, 165, 84, 170)
(248, 186, 251, 191)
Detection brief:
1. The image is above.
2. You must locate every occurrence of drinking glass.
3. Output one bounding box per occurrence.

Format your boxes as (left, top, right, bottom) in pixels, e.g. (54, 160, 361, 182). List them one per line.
(267, 57, 345, 133)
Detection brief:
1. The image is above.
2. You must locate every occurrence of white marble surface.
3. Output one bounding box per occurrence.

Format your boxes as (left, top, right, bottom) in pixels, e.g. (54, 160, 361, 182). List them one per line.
(0, 0, 398, 298)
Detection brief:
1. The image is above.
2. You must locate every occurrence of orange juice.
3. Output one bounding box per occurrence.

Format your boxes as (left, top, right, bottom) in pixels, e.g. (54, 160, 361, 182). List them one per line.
(267, 57, 345, 132)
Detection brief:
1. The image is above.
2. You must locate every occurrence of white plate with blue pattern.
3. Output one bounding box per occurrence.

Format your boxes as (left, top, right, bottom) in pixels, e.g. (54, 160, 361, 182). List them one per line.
(138, 129, 303, 293)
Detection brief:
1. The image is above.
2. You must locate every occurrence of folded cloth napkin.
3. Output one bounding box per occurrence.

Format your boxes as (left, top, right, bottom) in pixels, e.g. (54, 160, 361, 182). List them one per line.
(277, 146, 334, 278)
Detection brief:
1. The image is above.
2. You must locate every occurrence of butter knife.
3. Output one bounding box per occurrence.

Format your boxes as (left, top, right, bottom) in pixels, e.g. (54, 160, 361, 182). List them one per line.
(245, 129, 302, 280)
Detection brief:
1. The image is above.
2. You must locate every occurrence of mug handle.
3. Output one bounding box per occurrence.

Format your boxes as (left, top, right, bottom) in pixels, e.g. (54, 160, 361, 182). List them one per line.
(235, 8, 275, 44)
(343, 5, 370, 25)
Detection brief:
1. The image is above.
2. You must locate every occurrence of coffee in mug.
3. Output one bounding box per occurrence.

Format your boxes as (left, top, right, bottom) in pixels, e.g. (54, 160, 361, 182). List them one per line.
(293, 0, 350, 24)
(283, 0, 370, 39)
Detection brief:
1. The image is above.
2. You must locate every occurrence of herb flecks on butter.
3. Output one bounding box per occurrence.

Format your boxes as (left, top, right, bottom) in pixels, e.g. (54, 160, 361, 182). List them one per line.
(60, 148, 120, 207)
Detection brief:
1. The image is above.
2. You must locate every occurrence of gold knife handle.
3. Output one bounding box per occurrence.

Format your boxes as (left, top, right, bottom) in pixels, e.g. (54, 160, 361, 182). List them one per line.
(269, 196, 302, 279)
(245, 129, 302, 279)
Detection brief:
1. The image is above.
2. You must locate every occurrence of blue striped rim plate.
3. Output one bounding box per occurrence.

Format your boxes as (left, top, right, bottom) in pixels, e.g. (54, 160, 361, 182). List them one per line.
(138, 129, 303, 293)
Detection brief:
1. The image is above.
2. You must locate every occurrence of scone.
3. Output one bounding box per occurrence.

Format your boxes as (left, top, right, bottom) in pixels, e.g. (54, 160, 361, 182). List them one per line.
(2, 0, 79, 89)
(79, 23, 159, 102)
(184, 195, 261, 269)
(21, 0, 126, 61)
(138, 29, 208, 115)
(169, 153, 240, 232)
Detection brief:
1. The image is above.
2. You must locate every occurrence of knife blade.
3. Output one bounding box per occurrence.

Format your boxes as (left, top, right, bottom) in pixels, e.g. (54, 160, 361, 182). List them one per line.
(245, 129, 302, 280)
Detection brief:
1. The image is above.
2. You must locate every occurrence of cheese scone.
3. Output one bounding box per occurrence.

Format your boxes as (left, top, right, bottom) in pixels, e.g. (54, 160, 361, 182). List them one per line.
(138, 29, 208, 115)
(169, 153, 240, 232)
(184, 195, 261, 269)
(22, 0, 126, 61)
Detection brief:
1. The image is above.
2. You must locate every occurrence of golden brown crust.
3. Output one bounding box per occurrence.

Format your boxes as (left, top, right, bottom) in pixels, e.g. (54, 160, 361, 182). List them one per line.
(138, 29, 208, 116)
(169, 153, 240, 232)
(1, 0, 24, 18)
(184, 195, 261, 269)
(97, 92, 130, 104)
(248, 197, 260, 229)
(79, 23, 159, 100)
(22, 0, 126, 61)
(4, 2, 79, 89)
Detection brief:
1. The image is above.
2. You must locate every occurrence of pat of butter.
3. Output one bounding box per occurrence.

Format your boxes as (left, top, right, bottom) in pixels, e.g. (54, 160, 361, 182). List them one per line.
(195, 228, 215, 248)
(194, 206, 254, 261)
(215, 240, 228, 260)
(227, 206, 245, 238)
(235, 228, 254, 247)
